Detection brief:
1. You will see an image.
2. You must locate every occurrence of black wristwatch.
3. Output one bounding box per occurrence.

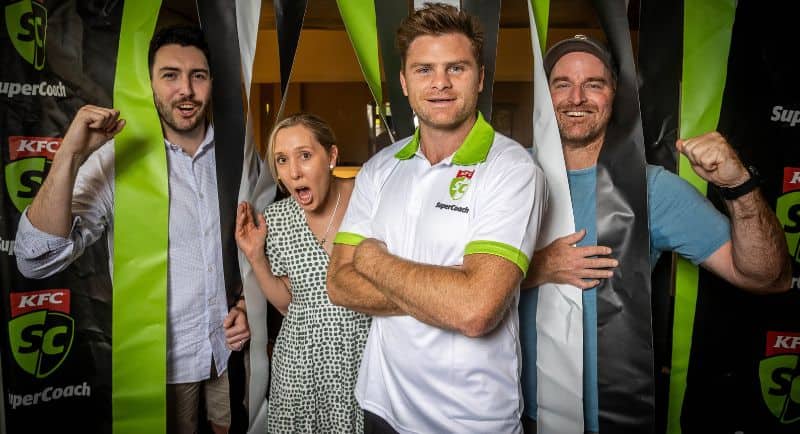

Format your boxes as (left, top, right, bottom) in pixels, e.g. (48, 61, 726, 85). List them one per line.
(717, 165, 760, 200)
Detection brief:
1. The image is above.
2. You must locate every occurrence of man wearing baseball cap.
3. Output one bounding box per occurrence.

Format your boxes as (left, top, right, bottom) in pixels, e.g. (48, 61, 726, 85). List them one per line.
(518, 34, 790, 433)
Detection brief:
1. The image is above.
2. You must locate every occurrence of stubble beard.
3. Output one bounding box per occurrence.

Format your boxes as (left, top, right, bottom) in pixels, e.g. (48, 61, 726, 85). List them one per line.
(154, 95, 206, 135)
(415, 94, 478, 132)
(558, 118, 604, 149)
(556, 105, 609, 149)
(417, 106, 473, 131)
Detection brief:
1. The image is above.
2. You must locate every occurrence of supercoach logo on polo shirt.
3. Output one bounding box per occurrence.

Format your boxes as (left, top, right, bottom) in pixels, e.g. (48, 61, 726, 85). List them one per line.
(449, 169, 473, 200)
(435, 202, 469, 214)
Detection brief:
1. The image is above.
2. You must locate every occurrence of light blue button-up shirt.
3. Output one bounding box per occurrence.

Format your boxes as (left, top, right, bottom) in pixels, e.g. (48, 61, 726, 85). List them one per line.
(15, 125, 231, 383)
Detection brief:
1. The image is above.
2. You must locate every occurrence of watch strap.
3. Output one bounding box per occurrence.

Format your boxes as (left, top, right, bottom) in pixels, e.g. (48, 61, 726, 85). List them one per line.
(717, 165, 760, 200)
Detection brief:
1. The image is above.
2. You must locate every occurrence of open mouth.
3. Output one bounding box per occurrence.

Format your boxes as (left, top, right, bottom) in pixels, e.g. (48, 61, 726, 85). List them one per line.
(294, 186, 312, 205)
(175, 102, 198, 117)
(559, 105, 597, 119)
(565, 111, 591, 117)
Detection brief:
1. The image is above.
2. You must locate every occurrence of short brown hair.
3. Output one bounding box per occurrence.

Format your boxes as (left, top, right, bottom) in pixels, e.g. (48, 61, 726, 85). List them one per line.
(396, 3, 484, 69)
(148, 26, 210, 77)
(266, 113, 337, 185)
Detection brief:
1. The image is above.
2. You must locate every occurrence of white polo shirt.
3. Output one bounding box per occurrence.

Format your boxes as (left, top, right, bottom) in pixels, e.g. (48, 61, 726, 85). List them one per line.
(335, 114, 546, 434)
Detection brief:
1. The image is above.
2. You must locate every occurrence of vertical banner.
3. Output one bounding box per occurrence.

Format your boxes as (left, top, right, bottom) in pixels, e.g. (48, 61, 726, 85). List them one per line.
(640, 0, 800, 433)
(525, 0, 586, 433)
(680, 1, 800, 433)
(637, 0, 684, 431)
(111, 1, 165, 433)
(337, 0, 383, 126)
(196, 1, 251, 432)
(374, 0, 411, 139)
(273, 0, 307, 118)
(235, 0, 274, 432)
(0, 1, 123, 433)
(461, 0, 501, 121)
(274, 0, 307, 98)
(670, 2, 734, 433)
(592, 0, 653, 432)
(196, 0, 245, 314)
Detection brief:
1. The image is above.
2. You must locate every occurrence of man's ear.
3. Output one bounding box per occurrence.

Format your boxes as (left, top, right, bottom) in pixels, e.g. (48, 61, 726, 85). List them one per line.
(400, 70, 409, 97)
(478, 66, 485, 93)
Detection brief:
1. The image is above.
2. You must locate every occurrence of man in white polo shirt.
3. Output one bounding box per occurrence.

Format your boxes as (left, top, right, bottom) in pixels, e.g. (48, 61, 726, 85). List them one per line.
(327, 4, 545, 434)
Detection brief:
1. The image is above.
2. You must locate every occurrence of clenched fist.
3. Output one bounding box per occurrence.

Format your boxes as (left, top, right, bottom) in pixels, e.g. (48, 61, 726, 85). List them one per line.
(676, 131, 749, 188)
(60, 105, 125, 161)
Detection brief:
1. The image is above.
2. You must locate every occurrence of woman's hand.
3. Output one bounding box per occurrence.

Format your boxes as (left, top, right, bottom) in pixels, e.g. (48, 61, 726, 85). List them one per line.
(235, 201, 268, 265)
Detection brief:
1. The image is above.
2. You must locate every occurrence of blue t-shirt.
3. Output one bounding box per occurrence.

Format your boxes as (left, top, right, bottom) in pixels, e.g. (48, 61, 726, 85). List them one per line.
(519, 164, 731, 430)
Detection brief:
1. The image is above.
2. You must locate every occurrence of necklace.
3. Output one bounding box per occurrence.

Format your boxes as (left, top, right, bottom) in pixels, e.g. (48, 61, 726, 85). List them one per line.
(317, 189, 341, 247)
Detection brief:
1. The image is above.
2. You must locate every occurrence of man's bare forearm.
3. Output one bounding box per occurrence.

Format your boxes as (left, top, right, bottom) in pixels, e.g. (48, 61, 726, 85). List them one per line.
(326, 244, 404, 316)
(26, 151, 85, 237)
(726, 189, 791, 292)
(353, 239, 520, 337)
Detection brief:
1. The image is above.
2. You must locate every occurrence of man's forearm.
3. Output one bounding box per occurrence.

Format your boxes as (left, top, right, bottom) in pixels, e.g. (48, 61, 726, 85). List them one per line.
(327, 258, 404, 316)
(354, 245, 475, 333)
(26, 151, 84, 237)
(353, 240, 519, 337)
(727, 190, 791, 291)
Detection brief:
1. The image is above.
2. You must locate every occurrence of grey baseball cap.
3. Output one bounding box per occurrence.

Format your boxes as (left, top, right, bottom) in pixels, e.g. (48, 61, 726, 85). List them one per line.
(543, 34, 616, 80)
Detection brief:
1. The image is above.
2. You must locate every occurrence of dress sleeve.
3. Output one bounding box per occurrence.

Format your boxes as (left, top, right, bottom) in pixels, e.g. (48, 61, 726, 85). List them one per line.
(264, 207, 288, 277)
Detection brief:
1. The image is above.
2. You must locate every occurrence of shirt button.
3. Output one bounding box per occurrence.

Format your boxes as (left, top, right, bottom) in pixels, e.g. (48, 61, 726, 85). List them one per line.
(208, 265, 214, 272)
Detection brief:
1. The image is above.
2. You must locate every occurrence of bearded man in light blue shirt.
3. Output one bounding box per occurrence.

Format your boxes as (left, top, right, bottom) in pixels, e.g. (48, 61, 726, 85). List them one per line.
(15, 26, 250, 434)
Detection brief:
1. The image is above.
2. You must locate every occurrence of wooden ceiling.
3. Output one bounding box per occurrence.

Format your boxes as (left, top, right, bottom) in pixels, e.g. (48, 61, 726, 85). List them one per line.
(256, 0, 633, 30)
(161, 0, 639, 33)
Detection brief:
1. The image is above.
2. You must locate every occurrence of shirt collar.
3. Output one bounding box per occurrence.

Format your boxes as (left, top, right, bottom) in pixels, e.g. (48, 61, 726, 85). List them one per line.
(394, 112, 494, 165)
(164, 124, 215, 156)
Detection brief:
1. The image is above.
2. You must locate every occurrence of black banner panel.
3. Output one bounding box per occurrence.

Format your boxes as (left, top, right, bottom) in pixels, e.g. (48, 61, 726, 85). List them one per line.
(682, 2, 800, 433)
(637, 0, 683, 431)
(592, 0, 654, 431)
(640, 1, 800, 433)
(1, 1, 123, 432)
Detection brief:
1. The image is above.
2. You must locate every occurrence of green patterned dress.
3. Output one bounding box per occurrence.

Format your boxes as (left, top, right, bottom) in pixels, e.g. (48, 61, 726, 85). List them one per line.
(264, 197, 370, 434)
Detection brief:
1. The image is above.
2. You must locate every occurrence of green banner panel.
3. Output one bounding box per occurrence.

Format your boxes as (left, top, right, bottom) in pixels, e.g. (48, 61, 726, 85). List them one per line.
(337, 0, 383, 112)
(531, 0, 549, 51)
(669, 1, 736, 433)
(111, 2, 166, 434)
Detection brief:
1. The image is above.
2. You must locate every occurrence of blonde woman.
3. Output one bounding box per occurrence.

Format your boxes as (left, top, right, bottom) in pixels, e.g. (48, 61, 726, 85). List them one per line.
(235, 113, 369, 433)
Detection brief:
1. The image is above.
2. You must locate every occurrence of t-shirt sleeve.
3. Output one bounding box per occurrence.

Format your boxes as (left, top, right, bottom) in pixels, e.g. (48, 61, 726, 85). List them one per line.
(264, 208, 288, 277)
(648, 165, 731, 265)
(334, 158, 378, 246)
(464, 149, 547, 275)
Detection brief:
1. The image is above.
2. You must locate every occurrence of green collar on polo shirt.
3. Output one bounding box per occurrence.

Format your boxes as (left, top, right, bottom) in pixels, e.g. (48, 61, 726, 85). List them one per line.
(394, 112, 495, 165)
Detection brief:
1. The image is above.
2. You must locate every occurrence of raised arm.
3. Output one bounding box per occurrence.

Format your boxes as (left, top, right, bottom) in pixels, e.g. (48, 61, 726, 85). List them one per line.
(678, 132, 791, 293)
(27, 105, 125, 236)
